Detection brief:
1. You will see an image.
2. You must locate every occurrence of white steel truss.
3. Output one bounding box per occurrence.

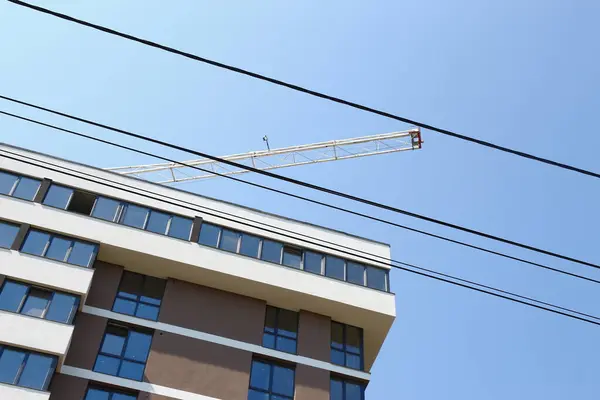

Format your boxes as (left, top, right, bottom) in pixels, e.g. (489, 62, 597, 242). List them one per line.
(105, 129, 422, 184)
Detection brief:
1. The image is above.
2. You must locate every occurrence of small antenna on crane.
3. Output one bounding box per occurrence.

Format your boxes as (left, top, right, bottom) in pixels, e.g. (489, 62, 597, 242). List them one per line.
(263, 135, 271, 151)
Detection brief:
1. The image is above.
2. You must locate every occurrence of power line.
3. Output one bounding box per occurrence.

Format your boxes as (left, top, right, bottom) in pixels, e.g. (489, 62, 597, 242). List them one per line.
(2, 108, 599, 286)
(8, 0, 600, 183)
(0, 108, 600, 283)
(1, 148, 599, 328)
(0, 97, 597, 272)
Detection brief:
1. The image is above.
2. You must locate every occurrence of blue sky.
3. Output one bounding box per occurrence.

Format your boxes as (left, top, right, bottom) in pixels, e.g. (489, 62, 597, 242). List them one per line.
(1, 1, 600, 398)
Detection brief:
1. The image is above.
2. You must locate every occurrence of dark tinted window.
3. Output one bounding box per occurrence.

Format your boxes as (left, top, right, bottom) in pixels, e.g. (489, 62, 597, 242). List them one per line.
(167, 216, 192, 240)
(67, 190, 97, 215)
(0, 171, 18, 195)
(261, 240, 282, 264)
(367, 266, 387, 291)
(94, 325, 152, 381)
(262, 306, 298, 354)
(43, 185, 73, 209)
(346, 262, 365, 285)
(330, 378, 364, 400)
(113, 272, 165, 321)
(282, 246, 302, 269)
(145, 211, 170, 235)
(12, 177, 40, 201)
(92, 197, 121, 222)
(219, 229, 239, 252)
(325, 256, 345, 281)
(198, 223, 220, 247)
(0, 221, 19, 249)
(0, 346, 56, 390)
(239, 234, 261, 258)
(121, 204, 149, 229)
(331, 322, 363, 370)
(85, 387, 137, 400)
(248, 359, 295, 399)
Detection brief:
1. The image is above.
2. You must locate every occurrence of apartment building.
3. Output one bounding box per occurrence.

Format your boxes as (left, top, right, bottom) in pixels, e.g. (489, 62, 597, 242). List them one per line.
(0, 143, 396, 400)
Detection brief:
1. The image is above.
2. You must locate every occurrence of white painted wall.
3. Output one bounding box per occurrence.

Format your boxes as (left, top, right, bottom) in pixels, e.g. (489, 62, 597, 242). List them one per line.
(0, 249, 94, 296)
(0, 310, 74, 356)
(0, 383, 49, 400)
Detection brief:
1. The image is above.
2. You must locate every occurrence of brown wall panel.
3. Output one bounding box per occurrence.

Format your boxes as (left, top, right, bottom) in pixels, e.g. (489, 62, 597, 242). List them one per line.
(159, 279, 265, 344)
(65, 313, 107, 370)
(295, 364, 330, 400)
(0, 274, 5, 288)
(86, 261, 123, 309)
(48, 373, 88, 400)
(298, 310, 331, 362)
(144, 331, 251, 400)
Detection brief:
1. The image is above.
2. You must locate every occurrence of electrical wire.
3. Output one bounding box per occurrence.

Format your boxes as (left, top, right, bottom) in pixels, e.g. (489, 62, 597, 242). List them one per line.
(1, 108, 599, 286)
(1, 148, 599, 328)
(0, 95, 598, 272)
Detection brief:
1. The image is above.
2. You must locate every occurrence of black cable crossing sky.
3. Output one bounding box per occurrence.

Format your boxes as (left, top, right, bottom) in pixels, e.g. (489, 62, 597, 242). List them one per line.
(1, 147, 599, 328)
(8, 0, 600, 184)
(0, 94, 598, 272)
(1, 108, 599, 288)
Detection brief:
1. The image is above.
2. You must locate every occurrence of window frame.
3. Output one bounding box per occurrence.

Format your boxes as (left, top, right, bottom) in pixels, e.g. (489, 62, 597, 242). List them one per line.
(93, 324, 153, 382)
(0, 279, 80, 324)
(84, 384, 138, 400)
(330, 376, 366, 400)
(112, 271, 165, 321)
(20, 228, 98, 268)
(0, 220, 20, 249)
(262, 306, 299, 354)
(330, 321, 364, 370)
(0, 170, 41, 201)
(248, 358, 296, 400)
(0, 345, 57, 391)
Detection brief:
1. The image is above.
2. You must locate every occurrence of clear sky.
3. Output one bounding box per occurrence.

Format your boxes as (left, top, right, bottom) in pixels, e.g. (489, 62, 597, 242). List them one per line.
(1, 1, 599, 398)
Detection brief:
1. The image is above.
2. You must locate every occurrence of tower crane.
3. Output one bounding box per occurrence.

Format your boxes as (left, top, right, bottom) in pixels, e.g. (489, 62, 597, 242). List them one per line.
(105, 129, 422, 184)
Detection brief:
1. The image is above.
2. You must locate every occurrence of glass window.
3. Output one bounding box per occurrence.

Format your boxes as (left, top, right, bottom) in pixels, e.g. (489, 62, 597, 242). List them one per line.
(198, 223, 220, 247)
(325, 256, 345, 281)
(20, 288, 51, 318)
(92, 197, 121, 222)
(85, 387, 137, 400)
(331, 322, 363, 370)
(0, 281, 28, 312)
(167, 216, 193, 240)
(21, 230, 50, 256)
(261, 240, 282, 264)
(12, 177, 40, 201)
(45, 237, 71, 262)
(262, 306, 298, 354)
(346, 262, 365, 285)
(0, 347, 56, 391)
(0, 171, 18, 195)
(330, 378, 365, 400)
(239, 234, 261, 258)
(45, 292, 79, 324)
(113, 272, 165, 321)
(367, 267, 387, 291)
(219, 229, 239, 252)
(303, 251, 323, 275)
(42, 185, 73, 209)
(121, 204, 149, 229)
(248, 359, 295, 400)
(94, 325, 152, 382)
(68, 241, 97, 268)
(0, 221, 19, 249)
(145, 211, 170, 235)
(282, 246, 302, 269)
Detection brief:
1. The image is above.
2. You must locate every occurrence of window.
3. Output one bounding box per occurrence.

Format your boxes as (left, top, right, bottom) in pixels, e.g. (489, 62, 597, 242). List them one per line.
(331, 322, 363, 370)
(20, 229, 98, 268)
(43, 185, 100, 216)
(282, 246, 302, 269)
(304, 251, 324, 275)
(0, 346, 56, 390)
(84, 385, 137, 400)
(262, 306, 298, 354)
(0, 220, 19, 249)
(113, 271, 165, 321)
(167, 215, 193, 240)
(248, 359, 295, 400)
(94, 324, 152, 381)
(261, 240, 282, 264)
(346, 262, 365, 285)
(198, 223, 221, 247)
(366, 266, 387, 291)
(330, 378, 365, 400)
(219, 229, 240, 252)
(91, 197, 122, 222)
(325, 256, 345, 281)
(0, 171, 41, 201)
(0, 280, 79, 324)
(120, 204, 150, 229)
(239, 233, 261, 258)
